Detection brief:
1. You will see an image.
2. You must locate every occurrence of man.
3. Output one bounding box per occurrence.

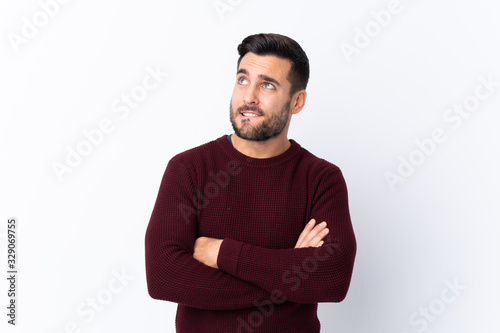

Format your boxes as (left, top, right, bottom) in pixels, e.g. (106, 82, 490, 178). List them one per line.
(145, 33, 356, 332)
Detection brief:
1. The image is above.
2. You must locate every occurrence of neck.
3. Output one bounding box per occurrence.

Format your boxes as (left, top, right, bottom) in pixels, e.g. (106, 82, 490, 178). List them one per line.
(230, 133, 291, 159)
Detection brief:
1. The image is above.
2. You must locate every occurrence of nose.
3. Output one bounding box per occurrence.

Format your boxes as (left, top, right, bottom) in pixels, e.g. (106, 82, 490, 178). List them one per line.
(243, 85, 258, 105)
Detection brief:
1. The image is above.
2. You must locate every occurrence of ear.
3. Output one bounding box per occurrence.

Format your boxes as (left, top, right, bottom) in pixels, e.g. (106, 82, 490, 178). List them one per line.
(291, 90, 307, 115)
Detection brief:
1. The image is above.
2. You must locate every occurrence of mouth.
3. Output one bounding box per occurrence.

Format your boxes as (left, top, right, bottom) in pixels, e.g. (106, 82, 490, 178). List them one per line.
(240, 111, 262, 118)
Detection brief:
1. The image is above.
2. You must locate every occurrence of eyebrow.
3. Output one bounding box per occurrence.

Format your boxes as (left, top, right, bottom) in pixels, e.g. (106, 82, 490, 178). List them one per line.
(237, 68, 281, 87)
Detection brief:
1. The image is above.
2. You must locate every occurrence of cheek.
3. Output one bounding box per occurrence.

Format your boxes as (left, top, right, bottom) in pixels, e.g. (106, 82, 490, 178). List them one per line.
(232, 83, 245, 96)
(231, 86, 252, 106)
(260, 97, 278, 111)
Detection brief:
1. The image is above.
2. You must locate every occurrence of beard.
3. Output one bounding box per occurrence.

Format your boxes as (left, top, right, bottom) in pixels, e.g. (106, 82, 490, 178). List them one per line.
(229, 99, 292, 142)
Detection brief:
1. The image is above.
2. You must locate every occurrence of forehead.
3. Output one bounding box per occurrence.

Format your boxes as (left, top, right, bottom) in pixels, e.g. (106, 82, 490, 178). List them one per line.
(238, 52, 292, 80)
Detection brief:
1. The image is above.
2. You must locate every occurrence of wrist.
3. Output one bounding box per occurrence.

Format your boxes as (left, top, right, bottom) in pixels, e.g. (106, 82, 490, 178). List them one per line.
(216, 238, 244, 276)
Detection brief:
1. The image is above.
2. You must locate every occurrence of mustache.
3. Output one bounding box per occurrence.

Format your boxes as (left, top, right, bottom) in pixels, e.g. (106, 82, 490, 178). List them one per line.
(237, 105, 263, 115)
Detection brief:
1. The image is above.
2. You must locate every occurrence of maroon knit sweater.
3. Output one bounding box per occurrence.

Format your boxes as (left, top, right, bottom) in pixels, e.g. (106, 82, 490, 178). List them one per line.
(145, 134, 356, 333)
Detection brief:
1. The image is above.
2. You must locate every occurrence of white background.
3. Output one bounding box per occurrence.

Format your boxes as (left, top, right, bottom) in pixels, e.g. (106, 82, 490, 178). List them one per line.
(1, 0, 499, 332)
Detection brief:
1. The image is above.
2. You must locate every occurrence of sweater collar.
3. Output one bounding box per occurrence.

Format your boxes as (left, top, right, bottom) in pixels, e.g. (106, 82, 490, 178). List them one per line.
(216, 134, 302, 168)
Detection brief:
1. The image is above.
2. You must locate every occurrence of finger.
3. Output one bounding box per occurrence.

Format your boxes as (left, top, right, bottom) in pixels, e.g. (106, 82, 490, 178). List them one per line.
(295, 219, 316, 248)
(296, 222, 328, 248)
(295, 221, 313, 248)
(308, 227, 329, 247)
(300, 222, 327, 246)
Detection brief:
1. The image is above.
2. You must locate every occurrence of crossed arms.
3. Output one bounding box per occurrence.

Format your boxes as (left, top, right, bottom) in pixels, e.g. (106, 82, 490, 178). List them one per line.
(145, 157, 356, 310)
(193, 218, 331, 269)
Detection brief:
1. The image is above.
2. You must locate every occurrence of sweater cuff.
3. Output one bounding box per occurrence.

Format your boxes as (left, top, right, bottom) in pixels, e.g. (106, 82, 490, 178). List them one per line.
(217, 238, 244, 277)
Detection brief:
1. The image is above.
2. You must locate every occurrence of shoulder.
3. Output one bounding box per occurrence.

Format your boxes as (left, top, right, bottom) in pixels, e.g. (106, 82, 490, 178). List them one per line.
(169, 136, 222, 166)
(295, 146, 349, 199)
(296, 144, 343, 180)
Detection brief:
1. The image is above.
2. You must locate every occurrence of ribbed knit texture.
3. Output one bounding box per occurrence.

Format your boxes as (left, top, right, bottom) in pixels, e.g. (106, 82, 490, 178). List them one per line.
(145, 134, 356, 333)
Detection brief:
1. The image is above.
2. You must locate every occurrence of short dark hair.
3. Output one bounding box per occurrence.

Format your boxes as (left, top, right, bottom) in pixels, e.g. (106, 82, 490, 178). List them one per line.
(237, 33, 309, 96)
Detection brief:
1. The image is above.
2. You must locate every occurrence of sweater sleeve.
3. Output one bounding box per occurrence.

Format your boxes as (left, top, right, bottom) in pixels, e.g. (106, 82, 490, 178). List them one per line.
(145, 157, 273, 310)
(216, 166, 356, 303)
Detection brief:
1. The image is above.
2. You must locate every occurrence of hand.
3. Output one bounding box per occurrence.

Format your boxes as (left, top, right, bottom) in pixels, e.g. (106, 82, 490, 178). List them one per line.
(193, 236, 223, 269)
(294, 219, 329, 248)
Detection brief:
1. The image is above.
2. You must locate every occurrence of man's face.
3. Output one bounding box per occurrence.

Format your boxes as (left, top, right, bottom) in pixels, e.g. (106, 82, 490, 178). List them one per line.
(229, 52, 294, 141)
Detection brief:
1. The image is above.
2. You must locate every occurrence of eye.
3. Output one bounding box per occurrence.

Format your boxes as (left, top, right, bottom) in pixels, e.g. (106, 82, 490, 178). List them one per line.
(238, 77, 248, 85)
(262, 82, 275, 89)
